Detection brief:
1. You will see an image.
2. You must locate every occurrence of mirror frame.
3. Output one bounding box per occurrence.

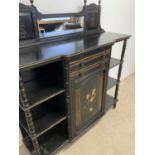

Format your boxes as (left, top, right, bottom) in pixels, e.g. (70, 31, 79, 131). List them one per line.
(19, 1, 104, 48)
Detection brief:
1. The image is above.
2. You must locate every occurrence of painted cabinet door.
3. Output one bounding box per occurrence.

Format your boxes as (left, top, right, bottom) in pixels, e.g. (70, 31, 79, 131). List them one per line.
(72, 70, 106, 135)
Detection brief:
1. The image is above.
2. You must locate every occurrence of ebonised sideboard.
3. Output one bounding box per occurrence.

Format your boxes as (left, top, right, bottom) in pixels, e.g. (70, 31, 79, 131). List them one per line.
(20, 32, 130, 155)
(19, 1, 131, 155)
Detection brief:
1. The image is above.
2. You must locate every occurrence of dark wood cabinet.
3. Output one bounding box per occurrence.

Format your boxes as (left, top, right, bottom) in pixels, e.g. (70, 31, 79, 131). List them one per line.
(67, 48, 111, 136)
(19, 38, 130, 154)
(19, 1, 131, 155)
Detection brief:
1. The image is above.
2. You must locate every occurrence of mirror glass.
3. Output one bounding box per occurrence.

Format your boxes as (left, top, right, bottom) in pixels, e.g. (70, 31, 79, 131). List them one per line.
(38, 16, 84, 39)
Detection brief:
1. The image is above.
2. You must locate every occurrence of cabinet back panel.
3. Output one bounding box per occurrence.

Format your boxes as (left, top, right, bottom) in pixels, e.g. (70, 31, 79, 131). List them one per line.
(20, 61, 64, 87)
(31, 94, 66, 121)
(38, 120, 68, 145)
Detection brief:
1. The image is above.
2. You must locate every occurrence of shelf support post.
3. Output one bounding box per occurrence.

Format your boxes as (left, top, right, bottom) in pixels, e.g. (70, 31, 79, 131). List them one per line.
(113, 39, 127, 108)
(63, 58, 73, 140)
(19, 75, 41, 155)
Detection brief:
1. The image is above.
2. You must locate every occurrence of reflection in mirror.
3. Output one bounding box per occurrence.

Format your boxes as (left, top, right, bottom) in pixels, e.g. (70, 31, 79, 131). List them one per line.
(38, 16, 84, 39)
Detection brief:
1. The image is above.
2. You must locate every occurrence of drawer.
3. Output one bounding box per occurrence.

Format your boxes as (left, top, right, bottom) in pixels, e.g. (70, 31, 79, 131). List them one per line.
(69, 49, 111, 72)
(69, 58, 109, 79)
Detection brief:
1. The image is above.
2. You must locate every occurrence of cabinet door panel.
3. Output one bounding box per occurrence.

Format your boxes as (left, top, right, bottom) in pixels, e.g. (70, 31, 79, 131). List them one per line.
(72, 70, 105, 133)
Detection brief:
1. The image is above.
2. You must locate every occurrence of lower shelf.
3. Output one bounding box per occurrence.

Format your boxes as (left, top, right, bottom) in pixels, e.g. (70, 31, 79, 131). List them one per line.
(23, 120, 69, 155)
(23, 136, 34, 154)
(24, 133, 68, 155)
(107, 77, 117, 90)
(34, 113, 67, 138)
(40, 132, 68, 155)
(39, 120, 68, 155)
(20, 93, 67, 139)
(104, 95, 117, 112)
(20, 112, 67, 138)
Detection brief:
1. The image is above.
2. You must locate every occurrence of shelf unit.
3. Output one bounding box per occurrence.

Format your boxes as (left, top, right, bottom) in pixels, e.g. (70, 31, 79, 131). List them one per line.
(19, 95, 67, 138)
(105, 39, 128, 112)
(19, 40, 128, 155)
(22, 120, 68, 155)
(39, 121, 68, 155)
(19, 61, 69, 155)
(19, 87, 65, 111)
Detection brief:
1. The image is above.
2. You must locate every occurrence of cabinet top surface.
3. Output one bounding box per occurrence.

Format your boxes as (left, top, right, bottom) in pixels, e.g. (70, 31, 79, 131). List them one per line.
(19, 32, 130, 71)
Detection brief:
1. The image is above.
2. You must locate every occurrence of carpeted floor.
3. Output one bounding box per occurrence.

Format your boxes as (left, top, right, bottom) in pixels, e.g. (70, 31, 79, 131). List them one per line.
(20, 73, 135, 155)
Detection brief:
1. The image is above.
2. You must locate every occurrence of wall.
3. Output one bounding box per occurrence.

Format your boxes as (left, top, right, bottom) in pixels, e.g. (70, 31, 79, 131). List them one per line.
(19, 0, 135, 146)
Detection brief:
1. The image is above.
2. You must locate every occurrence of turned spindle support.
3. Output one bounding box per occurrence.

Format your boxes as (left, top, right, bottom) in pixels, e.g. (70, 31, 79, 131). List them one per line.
(98, 0, 101, 5)
(84, 0, 87, 6)
(30, 0, 34, 6)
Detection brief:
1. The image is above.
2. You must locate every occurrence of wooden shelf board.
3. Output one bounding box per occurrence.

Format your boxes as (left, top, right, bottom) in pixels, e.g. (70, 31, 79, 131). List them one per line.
(23, 137, 35, 154)
(110, 58, 120, 69)
(34, 113, 67, 138)
(20, 85, 65, 111)
(104, 95, 117, 112)
(40, 132, 68, 155)
(23, 133, 68, 155)
(20, 113, 67, 139)
(107, 77, 117, 90)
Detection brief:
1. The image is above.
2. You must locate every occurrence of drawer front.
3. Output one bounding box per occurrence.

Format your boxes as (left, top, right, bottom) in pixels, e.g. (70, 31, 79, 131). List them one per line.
(69, 49, 110, 70)
(68, 49, 111, 79)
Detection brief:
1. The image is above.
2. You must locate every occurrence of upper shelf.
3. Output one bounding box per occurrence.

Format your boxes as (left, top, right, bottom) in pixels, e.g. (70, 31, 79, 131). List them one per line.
(20, 85, 65, 111)
(19, 32, 130, 71)
(110, 58, 121, 69)
(20, 60, 65, 111)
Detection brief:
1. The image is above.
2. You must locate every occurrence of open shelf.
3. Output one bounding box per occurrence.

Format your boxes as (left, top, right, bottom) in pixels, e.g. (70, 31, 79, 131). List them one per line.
(34, 113, 67, 138)
(20, 61, 65, 110)
(110, 58, 120, 69)
(107, 77, 117, 90)
(20, 124, 35, 154)
(40, 132, 68, 155)
(20, 84, 65, 111)
(39, 120, 68, 155)
(23, 136, 35, 154)
(19, 94, 67, 138)
(104, 95, 117, 112)
(19, 112, 67, 139)
(22, 120, 68, 155)
(24, 133, 68, 155)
